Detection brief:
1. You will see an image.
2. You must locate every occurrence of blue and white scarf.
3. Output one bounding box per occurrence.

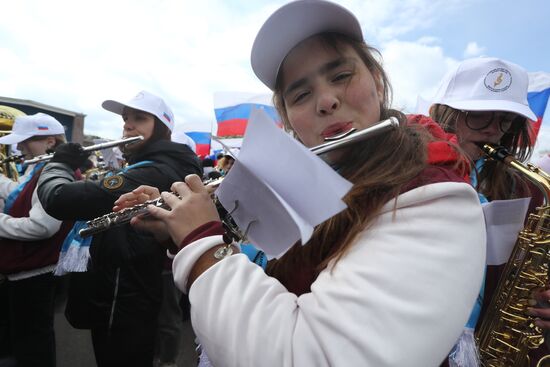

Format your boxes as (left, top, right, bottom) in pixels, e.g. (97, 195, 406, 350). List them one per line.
(448, 158, 488, 367)
(3, 163, 45, 214)
(55, 160, 153, 275)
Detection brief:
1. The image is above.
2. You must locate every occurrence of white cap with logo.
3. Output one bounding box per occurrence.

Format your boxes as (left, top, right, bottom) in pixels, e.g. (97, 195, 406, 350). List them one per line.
(102, 90, 175, 131)
(431, 57, 536, 120)
(0, 112, 65, 145)
(251, 0, 363, 91)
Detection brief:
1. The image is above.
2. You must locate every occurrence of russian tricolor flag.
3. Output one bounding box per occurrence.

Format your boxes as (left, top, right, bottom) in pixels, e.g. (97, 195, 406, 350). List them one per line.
(186, 131, 211, 158)
(528, 72, 550, 140)
(214, 92, 281, 138)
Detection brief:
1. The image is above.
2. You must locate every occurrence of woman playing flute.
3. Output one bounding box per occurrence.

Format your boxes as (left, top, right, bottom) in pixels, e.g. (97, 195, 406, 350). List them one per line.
(115, 2, 486, 365)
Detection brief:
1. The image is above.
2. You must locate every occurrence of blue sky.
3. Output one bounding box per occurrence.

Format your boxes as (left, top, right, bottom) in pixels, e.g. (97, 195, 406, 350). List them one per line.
(0, 0, 549, 157)
(397, 0, 550, 73)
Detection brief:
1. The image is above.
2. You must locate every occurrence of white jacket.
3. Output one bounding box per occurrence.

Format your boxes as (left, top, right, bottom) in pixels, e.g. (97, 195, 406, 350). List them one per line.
(173, 181, 486, 367)
(0, 165, 61, 241)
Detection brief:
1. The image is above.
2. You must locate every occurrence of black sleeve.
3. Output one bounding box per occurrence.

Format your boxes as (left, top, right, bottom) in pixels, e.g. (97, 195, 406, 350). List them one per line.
(38, 160, 196, 221)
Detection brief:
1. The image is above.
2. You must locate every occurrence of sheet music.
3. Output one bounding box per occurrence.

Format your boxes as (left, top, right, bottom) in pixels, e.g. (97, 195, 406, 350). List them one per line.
(483, 197, 531, 265)
(217, 109, 352, 257)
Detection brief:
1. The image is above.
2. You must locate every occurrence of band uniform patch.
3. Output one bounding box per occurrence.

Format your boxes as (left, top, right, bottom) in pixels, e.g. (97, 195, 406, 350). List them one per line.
(103, 175, 124, 190)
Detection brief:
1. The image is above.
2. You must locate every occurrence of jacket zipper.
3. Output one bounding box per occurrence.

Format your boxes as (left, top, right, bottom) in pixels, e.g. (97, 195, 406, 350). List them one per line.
(108, 267, 121, 335)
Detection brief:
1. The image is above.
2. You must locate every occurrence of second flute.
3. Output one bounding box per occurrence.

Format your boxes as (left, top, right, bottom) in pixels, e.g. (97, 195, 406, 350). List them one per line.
(23, 136, 144, 165)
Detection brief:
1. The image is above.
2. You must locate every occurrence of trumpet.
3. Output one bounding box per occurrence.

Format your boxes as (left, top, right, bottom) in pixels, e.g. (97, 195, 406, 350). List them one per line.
(78, 117, 400, 238)
(23, 136, 144, 165)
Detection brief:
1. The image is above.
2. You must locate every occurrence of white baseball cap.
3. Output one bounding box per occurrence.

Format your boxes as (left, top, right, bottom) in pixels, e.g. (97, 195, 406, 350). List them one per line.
(102, 90, 175, 131)
(171, 130, 197, 153)
(431, 57, 536, 120)
(0, 112, 65, 145)
(251, 0, 364, 91)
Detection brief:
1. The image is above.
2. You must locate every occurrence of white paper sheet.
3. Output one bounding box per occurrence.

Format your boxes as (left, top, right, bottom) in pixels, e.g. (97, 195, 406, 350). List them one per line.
(238, 109, 352, 224)
(217, 109, 352, 257)
(483, 197, 531, 265)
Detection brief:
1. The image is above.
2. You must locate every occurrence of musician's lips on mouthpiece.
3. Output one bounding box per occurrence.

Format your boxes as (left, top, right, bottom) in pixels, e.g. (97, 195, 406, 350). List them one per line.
(322, 122, 353, 139)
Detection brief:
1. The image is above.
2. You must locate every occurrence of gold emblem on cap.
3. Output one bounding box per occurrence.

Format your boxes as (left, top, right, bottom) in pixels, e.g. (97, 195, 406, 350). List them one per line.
(103, 175, 124, 190)
(494, 73, 503, 88)
(484, 68, 512, 92)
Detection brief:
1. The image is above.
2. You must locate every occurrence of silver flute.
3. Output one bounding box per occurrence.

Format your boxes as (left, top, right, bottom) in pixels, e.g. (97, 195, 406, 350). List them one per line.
(79, 177, 225, 237)
(24, 136, 144, 165)
(78, 117, 399, 238)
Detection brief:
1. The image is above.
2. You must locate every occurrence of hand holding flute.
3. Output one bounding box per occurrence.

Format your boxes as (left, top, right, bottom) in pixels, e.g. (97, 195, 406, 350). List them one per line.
(110, 118, 398, 247)
(113, 175, 221, 246)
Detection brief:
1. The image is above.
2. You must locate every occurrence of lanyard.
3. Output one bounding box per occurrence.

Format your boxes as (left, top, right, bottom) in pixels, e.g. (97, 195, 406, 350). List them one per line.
(105, 160, 154, 177)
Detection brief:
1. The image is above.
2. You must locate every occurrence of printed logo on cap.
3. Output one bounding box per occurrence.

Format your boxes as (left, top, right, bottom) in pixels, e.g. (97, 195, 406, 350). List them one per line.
(134, 91, 145, 100)
(484, 68, 512, 92)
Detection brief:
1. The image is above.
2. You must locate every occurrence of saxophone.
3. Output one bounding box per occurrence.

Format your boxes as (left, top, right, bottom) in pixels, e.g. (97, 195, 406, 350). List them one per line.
(476, 144, 550, 367)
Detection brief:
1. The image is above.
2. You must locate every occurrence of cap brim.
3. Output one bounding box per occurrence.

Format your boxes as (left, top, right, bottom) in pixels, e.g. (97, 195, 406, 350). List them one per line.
(102, 99, 160, 121)
(102, 100, 127, 115)
(445, 100, 537, 121)
(251, 0, 363, 90)
(0, 133, 32, 145)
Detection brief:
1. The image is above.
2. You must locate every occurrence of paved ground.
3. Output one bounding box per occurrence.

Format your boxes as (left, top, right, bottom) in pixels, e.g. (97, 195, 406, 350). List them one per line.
(54, 309, 198, 367)
(2, 277, 198, 367)
(53, 275, 198, 367)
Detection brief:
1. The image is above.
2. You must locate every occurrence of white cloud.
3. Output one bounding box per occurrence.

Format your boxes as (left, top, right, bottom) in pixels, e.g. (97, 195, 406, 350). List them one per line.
(341, 0, 470, 43)
(463, 42, 487, 58)
(533, 126, 550, 159)
(381, 39, 459, 112)
(0, 0, 276, 138)
(0, 0, 471, 138)
(2, 0, 539, 148)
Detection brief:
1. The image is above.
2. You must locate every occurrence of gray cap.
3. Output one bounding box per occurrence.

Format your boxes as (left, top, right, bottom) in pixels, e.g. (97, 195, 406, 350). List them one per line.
(250, 0, 363, 91)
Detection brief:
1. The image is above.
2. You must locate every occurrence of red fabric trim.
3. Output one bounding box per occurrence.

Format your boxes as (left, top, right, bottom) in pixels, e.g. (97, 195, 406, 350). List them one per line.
(407, 114, 470, 181)
(407, 114, 461, 163)
(400, 165, 467, 195)
(171, 221, 225, 255)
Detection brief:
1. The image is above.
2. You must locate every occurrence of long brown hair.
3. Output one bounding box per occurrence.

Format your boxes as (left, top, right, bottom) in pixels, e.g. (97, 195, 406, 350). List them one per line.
(430, 103, 533, 200)
(271, 33, 429, 274)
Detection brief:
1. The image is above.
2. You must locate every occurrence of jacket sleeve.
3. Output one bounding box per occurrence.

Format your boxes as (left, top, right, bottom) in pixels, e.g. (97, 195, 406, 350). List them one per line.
(172, 182, 487, 367)
(37, 162, 112, 220)
(0, 186, 62, 240)
(37, 161, 195, 221)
